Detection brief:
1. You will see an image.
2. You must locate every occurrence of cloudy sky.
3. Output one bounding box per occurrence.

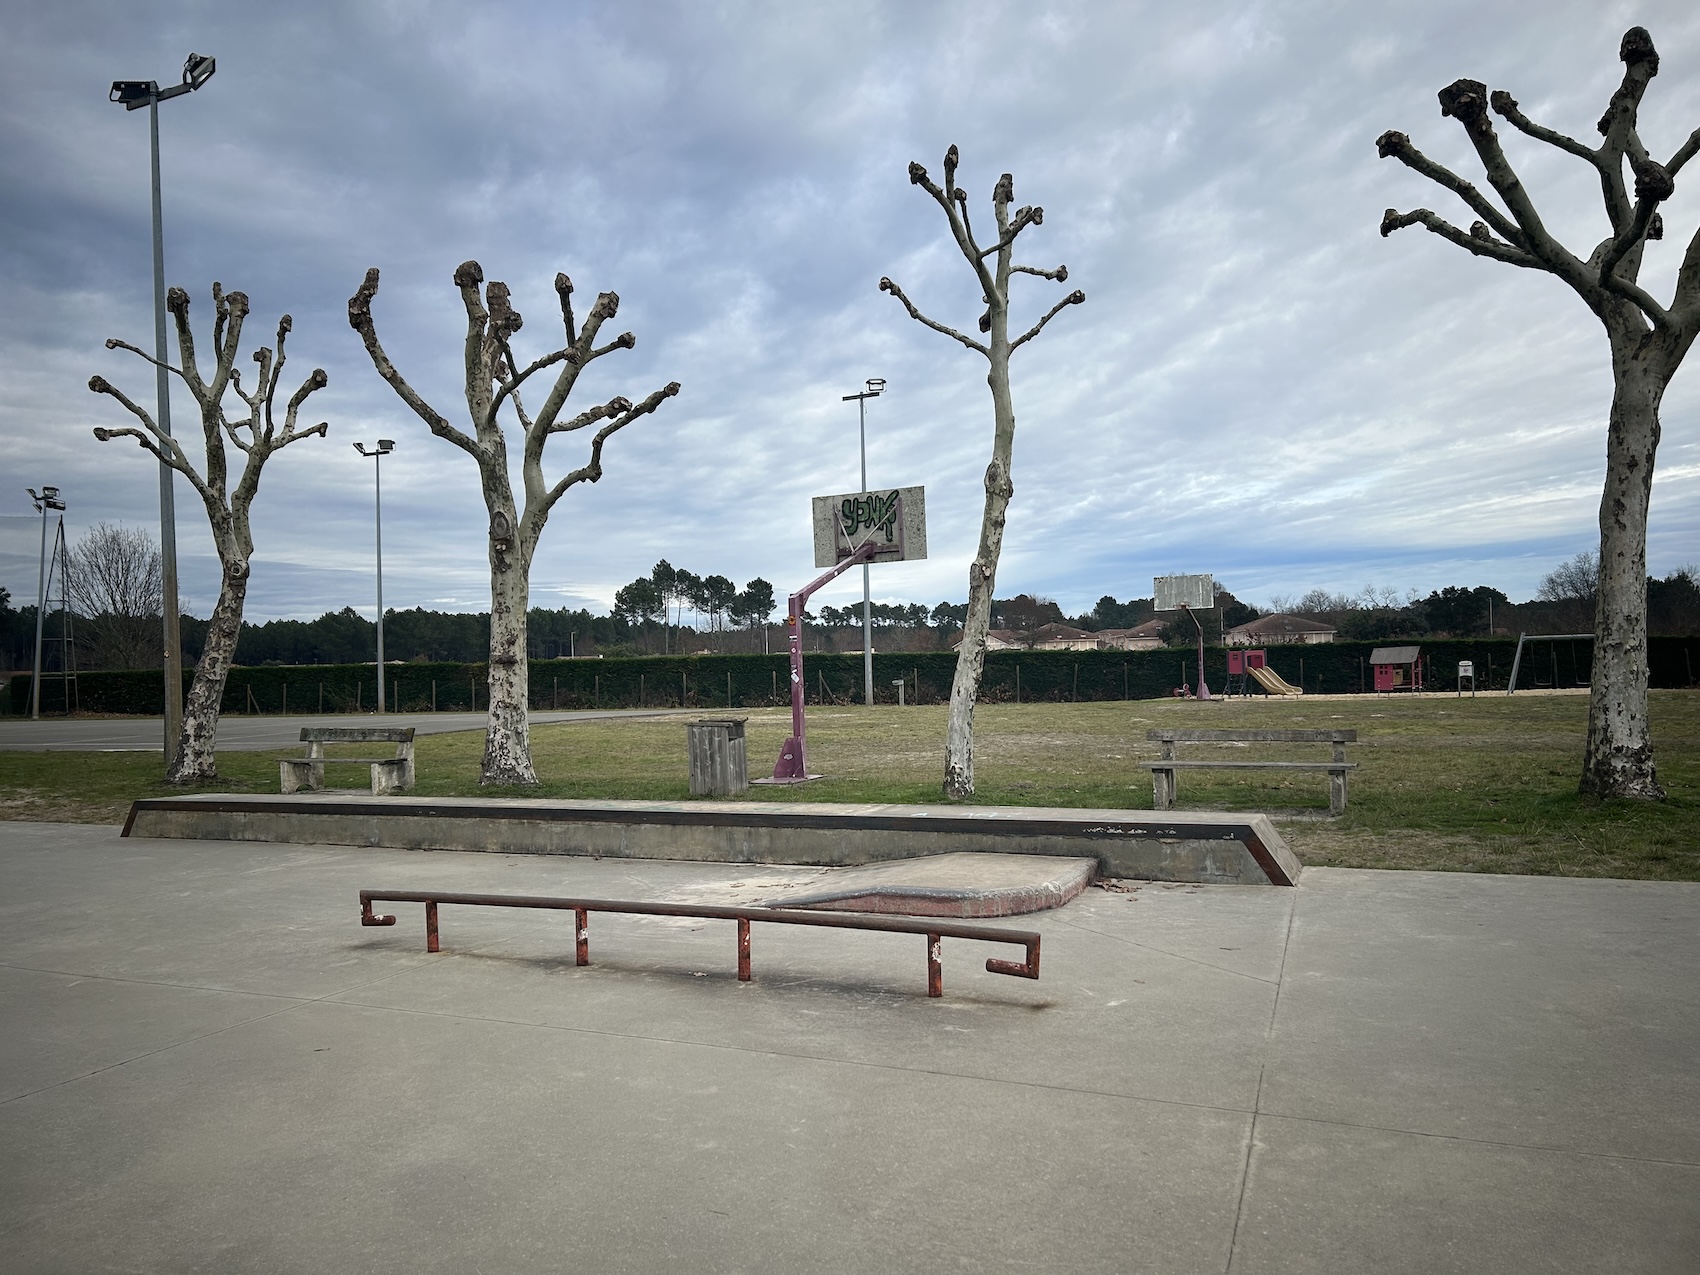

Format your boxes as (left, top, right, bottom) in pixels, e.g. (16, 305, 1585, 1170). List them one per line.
(3, 0, 1697, 625)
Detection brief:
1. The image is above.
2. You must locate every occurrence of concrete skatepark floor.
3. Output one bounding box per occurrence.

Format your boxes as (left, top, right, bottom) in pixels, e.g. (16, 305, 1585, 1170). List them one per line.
(1, 823, 1696, 1273)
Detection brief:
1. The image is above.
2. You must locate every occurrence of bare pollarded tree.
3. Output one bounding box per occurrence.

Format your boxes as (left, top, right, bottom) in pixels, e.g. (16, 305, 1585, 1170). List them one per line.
(1378, 26, 1699, 800)
(880, 146, 1085, 799)
(349, 262, 679, 785)
(90, 284, 331, 781)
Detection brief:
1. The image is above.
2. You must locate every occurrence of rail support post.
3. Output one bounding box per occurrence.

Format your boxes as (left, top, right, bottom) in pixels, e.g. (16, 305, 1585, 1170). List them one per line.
(927, 933, 943, 998)
(575, 908, 589, 966)
(737, 917, 751, 981)
(425, 901, 439, 953)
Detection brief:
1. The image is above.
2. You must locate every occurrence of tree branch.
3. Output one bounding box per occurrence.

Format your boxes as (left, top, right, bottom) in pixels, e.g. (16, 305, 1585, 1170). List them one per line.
(531, 291, 618, 431)
(546, 395, 632, 435)
(166, 287, 205, 397)
(910, 149, 1000, 303)
(1434, 79, 1588, 282)
(1489, 91, 1600, 164)
(588, 331, 637, 362)
(1667, 128, 1700, 178)
(877, 276, 989, 356)
(102, 337, 191, 386)
(348, 267, 484, 458)
(538, 382, 680, 518)
(1672, 219, 1700, 329)
(1013, 264, 1068, 282)
(1379, 207, 1544, 269)
(1489, 88, 1632, 230)
(556, 272, 577, 344)
(1011, 289, 1086, 351)
(1375, 128, 1526, 248)
(977, 205, 1045, 260)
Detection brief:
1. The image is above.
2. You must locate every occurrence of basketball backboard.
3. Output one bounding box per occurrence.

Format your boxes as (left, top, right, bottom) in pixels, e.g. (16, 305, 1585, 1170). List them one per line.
(1154, 573, 1215, 611)
(812, 485, 927, 567)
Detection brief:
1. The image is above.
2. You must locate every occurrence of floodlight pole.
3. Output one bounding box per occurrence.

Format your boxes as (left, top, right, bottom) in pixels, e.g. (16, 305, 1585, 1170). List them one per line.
(111, 53, 216, 766)
(842, 378, 885, 705)
(27, 487, 65, 720)
(354, 441, 395, 712)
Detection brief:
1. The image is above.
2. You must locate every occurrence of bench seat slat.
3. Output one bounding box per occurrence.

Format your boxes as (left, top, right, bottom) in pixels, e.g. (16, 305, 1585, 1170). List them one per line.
(1146, 729, 1355, 743)
(300, 727, 415, 743)
(1142, 761, 1356, 771)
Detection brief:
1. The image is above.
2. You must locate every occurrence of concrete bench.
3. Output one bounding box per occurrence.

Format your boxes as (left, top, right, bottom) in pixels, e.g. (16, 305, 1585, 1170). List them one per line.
(1144, 728, 1357, 815)
(280, 727, 415, 796)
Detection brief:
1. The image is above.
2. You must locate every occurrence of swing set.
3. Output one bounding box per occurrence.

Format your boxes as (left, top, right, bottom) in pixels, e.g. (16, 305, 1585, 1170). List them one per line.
(1505, 632, 1593, 694)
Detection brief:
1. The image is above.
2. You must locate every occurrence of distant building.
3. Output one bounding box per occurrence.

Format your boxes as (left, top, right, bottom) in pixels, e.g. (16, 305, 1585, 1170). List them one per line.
(956, 624, 1101, 652)
(1225, 613, 1337, 646)
(1095, 619, 1165, 651)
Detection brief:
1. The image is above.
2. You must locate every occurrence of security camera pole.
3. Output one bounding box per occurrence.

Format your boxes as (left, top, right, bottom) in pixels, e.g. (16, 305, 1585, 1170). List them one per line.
(109, 52, 217, 764)
(841, 377, 885, 704)
(354, 440, 396, 712)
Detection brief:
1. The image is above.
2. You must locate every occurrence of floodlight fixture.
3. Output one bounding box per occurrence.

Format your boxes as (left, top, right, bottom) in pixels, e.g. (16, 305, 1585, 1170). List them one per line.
(866, 377, 886, 395)
(183, 53, 216, 90)
(110, 80, 154, 107)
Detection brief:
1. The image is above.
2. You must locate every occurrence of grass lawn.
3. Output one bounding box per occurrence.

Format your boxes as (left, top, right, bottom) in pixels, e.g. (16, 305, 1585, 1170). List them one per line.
(3, 690, 1696, 880)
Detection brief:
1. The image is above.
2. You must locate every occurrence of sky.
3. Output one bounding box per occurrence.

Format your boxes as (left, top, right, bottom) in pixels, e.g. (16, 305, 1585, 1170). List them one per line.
(2, 0, 1698, 626)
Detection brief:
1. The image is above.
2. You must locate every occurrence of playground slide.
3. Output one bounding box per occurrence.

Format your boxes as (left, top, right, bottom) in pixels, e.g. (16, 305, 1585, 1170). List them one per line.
(1249, 664, 1304, 696)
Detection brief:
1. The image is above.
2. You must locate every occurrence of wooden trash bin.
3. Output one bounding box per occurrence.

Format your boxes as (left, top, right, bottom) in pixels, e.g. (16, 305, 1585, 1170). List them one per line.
(688, 717, 749, 797)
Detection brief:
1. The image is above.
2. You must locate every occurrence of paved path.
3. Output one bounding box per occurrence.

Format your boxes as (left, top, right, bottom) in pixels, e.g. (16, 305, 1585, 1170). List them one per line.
(0, 708, 695, 752)
(1, 824, 1695, 1273)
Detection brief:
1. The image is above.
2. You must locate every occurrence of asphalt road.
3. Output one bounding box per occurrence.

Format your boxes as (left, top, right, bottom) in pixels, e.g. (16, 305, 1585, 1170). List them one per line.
(0, 708, 697, 752)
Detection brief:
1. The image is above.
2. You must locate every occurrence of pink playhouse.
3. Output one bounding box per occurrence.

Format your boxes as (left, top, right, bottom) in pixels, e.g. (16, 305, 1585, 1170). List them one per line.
(1371, 646, 1424, 692)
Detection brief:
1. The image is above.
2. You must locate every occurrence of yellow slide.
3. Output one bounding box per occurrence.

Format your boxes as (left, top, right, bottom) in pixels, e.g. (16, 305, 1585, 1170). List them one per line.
(1248, 664, 1304, 696)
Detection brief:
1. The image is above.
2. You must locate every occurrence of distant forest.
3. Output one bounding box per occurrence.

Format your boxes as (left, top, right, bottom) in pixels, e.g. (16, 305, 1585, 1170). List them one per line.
(3, 557, 1696, 673)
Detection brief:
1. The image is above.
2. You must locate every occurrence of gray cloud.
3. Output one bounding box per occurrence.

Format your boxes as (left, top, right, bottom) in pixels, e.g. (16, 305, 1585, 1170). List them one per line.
(3, 0, 1697, 624)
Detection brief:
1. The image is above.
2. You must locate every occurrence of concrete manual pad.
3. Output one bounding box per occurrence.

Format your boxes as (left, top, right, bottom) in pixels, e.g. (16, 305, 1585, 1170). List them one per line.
(2, 823, 1697, 1273)
(750, 851, 1097, 916)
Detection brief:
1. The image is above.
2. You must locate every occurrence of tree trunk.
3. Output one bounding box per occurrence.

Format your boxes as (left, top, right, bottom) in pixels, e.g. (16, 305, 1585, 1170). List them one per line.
(482, 536, 537, 786)
(166, 562, 248, 784)
(943, 346, 1016, 799)
(1581, 344, 1667, 799)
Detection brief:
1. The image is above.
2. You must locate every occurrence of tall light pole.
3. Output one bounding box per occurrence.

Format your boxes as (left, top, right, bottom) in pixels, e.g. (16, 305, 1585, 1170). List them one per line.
(110, 52, 217, 764)
(26, 487, 66, 720)
(354, 440, 395, 713)
(841, 378, 885, 705)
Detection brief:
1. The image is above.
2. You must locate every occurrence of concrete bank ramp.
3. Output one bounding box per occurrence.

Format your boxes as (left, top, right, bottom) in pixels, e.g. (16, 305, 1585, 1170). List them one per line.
(757, 852, 1096, 918)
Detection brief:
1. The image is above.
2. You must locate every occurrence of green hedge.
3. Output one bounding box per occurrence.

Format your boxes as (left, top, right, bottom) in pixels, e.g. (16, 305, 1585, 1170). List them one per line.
(7, 635, 1698, 716)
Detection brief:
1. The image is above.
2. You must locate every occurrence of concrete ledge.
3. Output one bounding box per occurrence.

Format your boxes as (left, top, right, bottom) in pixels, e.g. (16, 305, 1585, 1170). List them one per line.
(121, 794, 1301, 886)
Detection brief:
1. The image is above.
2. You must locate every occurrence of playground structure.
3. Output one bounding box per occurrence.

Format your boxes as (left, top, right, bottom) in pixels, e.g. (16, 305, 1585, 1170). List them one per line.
(762, 486, 926, 782)
(1225, 649, 1302, 697)
(1371, 645, 1424, 693)
(1506, 633, 1593, 694)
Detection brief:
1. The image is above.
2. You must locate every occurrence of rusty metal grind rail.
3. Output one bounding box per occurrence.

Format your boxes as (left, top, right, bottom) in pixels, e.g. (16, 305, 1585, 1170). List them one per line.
(358, 889, 1041, 998)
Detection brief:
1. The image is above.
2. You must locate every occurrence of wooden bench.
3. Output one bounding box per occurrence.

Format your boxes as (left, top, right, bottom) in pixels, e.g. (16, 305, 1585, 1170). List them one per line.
(1144, 728, 1357, 815)
(280, 727, 415, 795)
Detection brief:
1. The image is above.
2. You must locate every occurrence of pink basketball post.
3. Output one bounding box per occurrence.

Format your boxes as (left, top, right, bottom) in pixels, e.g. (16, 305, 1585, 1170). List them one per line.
(766, 538, 881, 782)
